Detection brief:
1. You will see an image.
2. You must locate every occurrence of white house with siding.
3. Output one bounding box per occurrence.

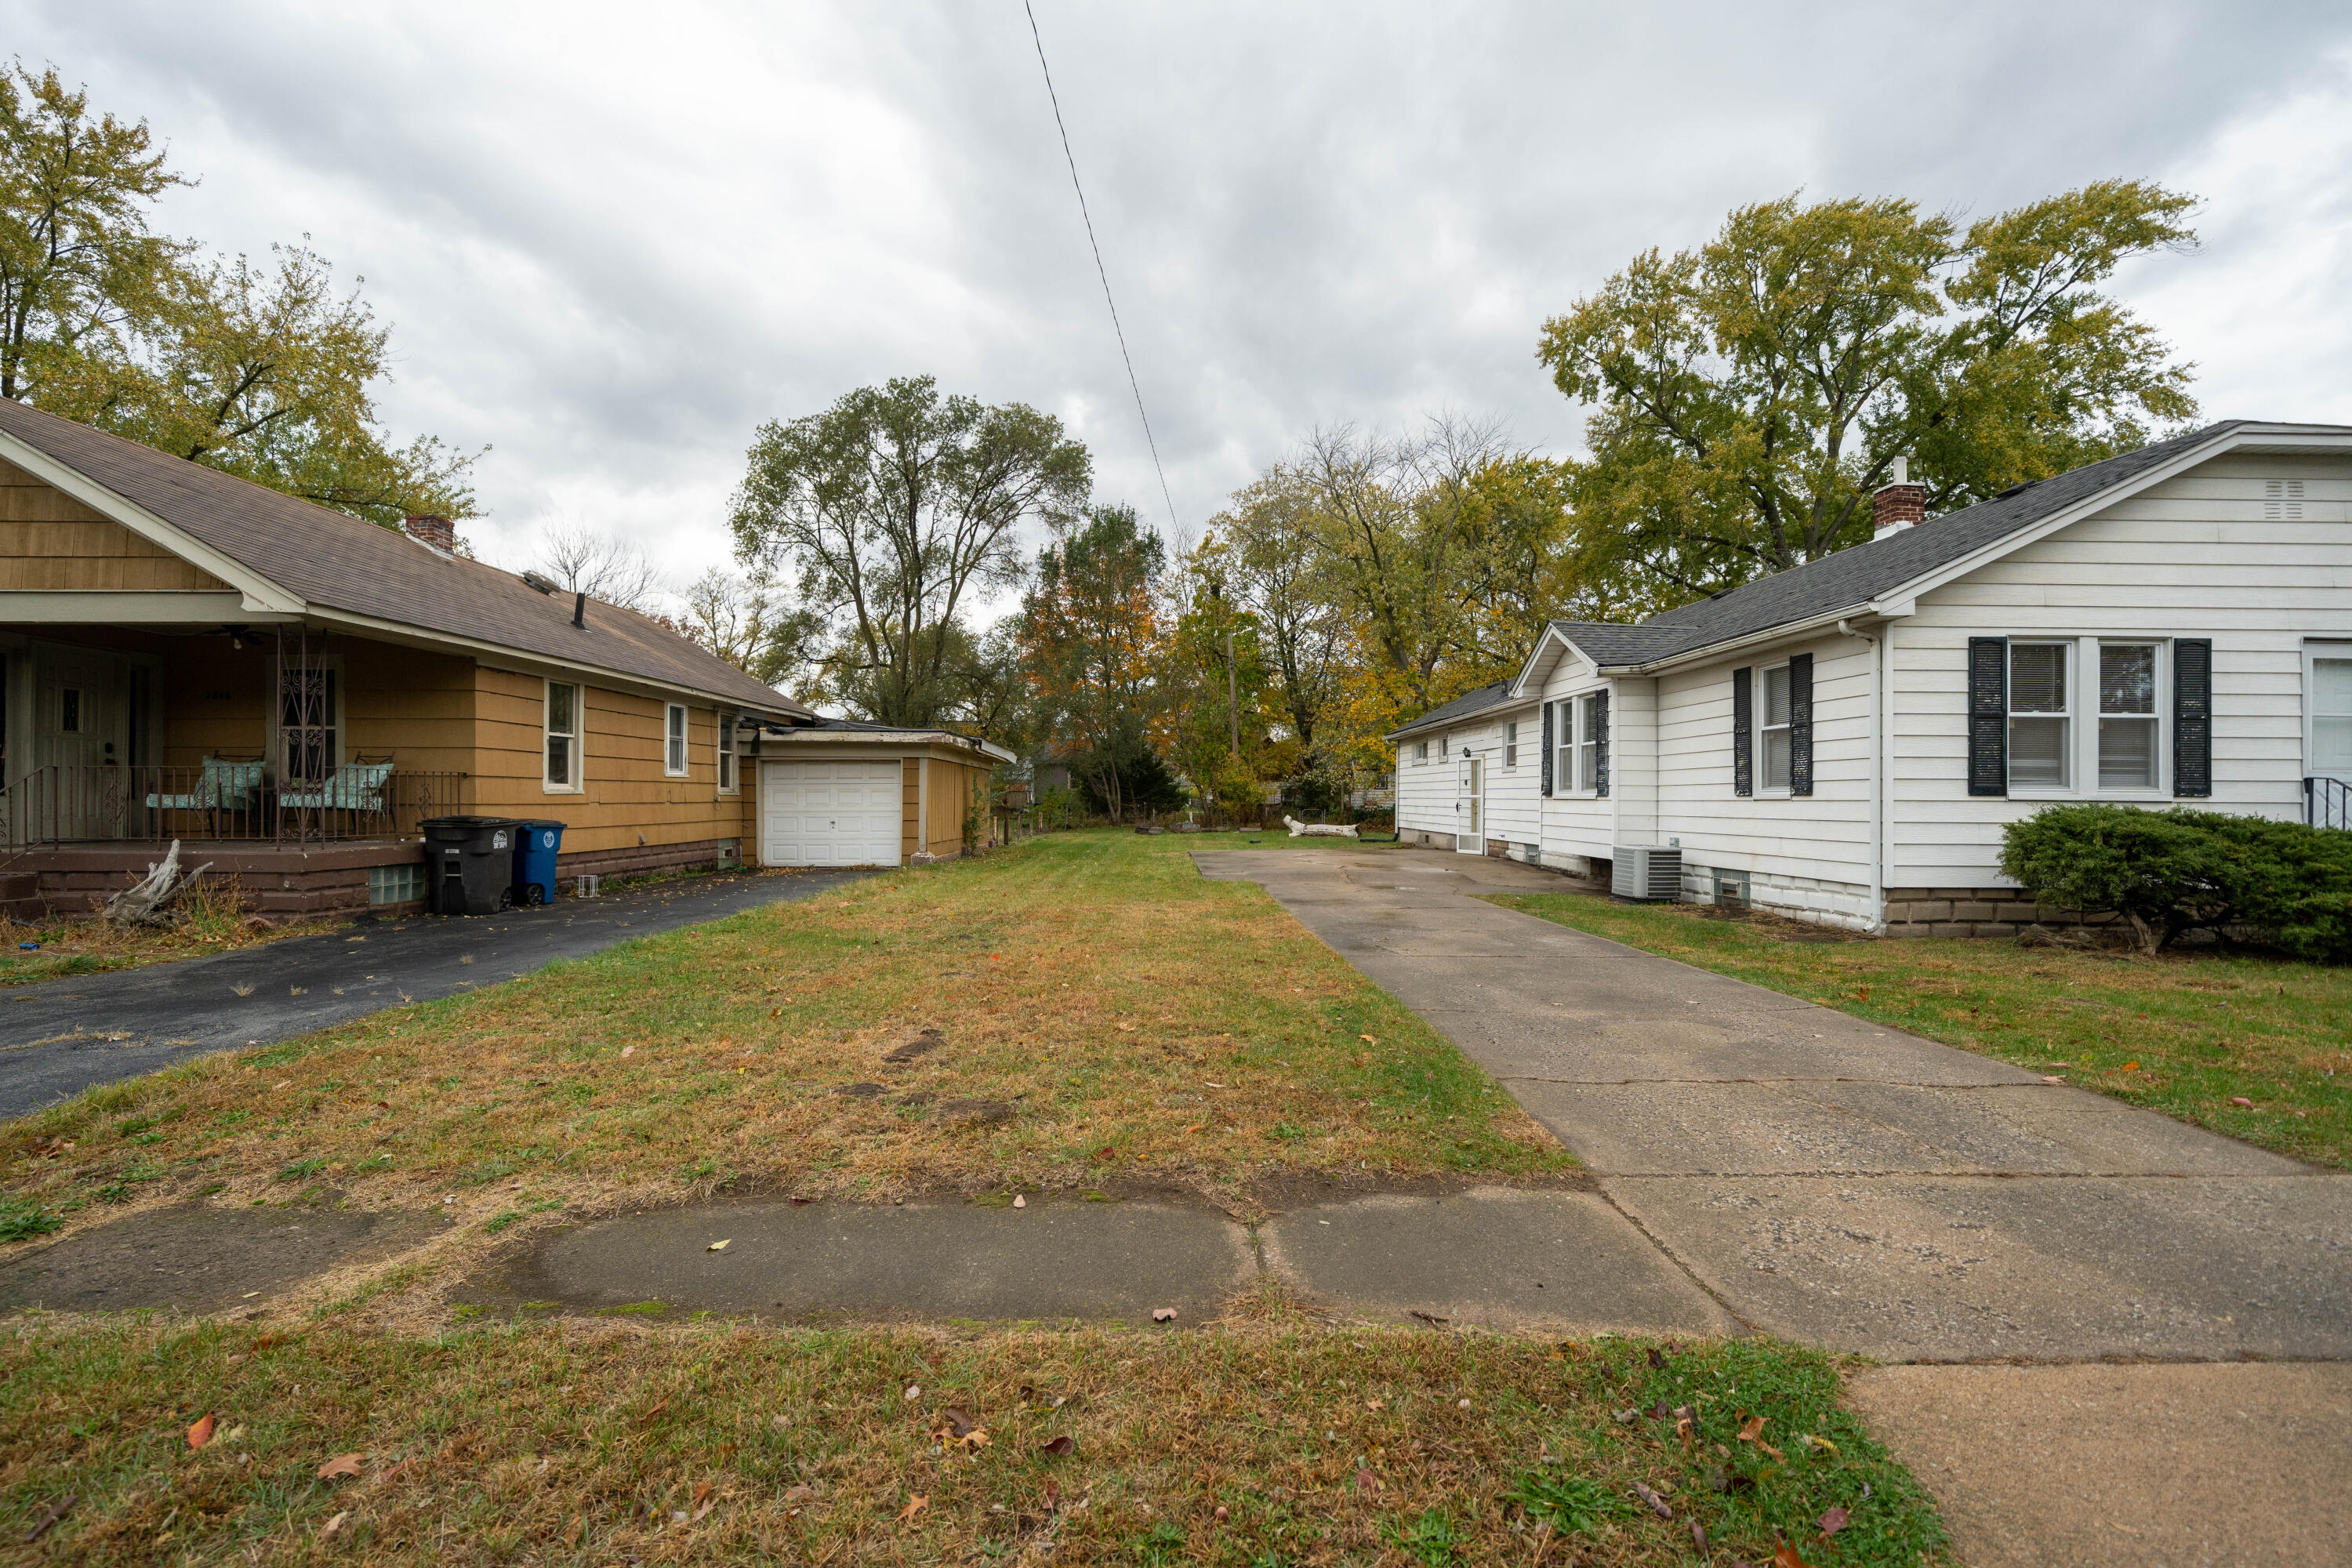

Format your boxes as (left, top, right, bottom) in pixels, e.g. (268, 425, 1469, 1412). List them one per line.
(1388, 421, 2352, 935)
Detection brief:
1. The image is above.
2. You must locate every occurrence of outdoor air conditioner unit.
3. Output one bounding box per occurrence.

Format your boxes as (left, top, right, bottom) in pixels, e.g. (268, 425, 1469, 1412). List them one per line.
(1612, 844, 1682, 902)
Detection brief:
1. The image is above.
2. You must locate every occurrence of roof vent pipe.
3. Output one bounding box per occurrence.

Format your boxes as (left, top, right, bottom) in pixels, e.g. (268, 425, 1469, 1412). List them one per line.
(572, 592, 586, 629)
(1871, 456, 1926, 540)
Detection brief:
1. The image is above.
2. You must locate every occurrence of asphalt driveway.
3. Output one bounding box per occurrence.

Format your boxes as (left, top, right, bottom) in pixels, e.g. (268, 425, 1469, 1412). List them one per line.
(0, 867, 872, 1120)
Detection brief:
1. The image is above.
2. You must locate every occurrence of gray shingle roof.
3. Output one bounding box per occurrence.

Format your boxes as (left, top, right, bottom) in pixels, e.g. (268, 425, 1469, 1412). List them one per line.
(1385, 677, 1520, 740)
(0, 397, 810, 717)
(1578, 423, 2266, 667)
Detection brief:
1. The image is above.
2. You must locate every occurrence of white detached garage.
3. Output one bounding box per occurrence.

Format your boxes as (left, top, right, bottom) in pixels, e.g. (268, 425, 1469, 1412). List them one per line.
(744, 718, 1013, 868)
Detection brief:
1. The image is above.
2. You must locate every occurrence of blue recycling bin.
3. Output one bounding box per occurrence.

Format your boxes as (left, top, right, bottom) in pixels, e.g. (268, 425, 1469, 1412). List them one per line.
(511, 819, 564, 906)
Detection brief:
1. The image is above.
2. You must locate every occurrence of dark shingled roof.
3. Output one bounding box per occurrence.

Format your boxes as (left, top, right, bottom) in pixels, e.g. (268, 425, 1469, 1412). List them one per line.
(1573, 423, 2259, 666)
(1385, 677, 1520, 739)
(0, 397, 809, 717)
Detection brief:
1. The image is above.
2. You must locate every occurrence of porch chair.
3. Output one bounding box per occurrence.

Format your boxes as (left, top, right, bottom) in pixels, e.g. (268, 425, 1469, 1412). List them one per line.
(144, 756, 267, 820)
(276, 755, 397, 817)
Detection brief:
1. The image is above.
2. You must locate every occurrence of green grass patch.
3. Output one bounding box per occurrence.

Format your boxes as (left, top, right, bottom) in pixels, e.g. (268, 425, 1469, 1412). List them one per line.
(1492, 891, 2352, 1168)
(0, 1316, 1944, 1566)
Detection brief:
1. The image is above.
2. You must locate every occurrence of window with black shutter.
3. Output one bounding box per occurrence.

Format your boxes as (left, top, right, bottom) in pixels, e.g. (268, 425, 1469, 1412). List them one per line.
(1732, 666, 1752, 796)
(1968, 637, 2009, 796)
(1788, 652, 1813, 797)
(2173, 637, 2212, 797)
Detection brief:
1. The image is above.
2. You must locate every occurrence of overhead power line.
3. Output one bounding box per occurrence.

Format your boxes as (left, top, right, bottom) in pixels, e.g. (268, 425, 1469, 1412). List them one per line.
(1022, 0, 1180, 537)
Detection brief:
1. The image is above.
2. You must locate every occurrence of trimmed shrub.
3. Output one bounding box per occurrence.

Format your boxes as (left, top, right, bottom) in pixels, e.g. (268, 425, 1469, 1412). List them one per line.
(2000, 803, 2352, 961)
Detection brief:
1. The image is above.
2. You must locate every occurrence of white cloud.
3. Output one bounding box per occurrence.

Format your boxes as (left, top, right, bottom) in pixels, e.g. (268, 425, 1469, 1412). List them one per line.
(9, 0, 2351, 593)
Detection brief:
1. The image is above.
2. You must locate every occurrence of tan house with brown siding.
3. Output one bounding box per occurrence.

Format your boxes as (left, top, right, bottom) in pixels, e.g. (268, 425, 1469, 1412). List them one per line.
(0, 398, 1008, 918)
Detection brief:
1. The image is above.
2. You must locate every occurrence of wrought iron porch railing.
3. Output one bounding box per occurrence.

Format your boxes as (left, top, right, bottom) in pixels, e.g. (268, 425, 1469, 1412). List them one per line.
(0, 764, 466, 848)
(2307, 775, 2352, 831)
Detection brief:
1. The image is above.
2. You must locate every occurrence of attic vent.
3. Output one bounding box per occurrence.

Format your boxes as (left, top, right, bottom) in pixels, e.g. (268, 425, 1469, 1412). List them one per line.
(2263, 478, 2306, 521)
(522, 570, 561, 595)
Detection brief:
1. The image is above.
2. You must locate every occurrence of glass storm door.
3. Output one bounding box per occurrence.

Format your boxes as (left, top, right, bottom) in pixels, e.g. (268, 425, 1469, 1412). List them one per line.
(2309, 646, 2352, 827)
(1457, 756, 1485, 852)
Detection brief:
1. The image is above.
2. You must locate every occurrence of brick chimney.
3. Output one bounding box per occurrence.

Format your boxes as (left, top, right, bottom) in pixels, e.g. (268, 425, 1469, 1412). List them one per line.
(403, 514, 456, 552)
(1871, 456, 1926, 540)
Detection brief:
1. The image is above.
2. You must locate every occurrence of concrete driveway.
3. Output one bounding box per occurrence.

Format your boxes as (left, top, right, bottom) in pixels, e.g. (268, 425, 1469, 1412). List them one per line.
(0, 868, 872, 1120)
(1200, 844, 2352, 1565)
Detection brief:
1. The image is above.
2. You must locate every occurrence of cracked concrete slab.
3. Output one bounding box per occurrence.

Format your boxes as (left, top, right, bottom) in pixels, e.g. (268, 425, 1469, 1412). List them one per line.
(1201, 844, 2351, 1364)
(0, 1202, 447, 1315)
(1846, 1362, 2352, 1567)
(1262, 1186, 1738, 1335)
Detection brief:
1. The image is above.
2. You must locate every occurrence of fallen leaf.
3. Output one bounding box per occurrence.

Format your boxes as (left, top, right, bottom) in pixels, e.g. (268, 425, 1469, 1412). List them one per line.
(187, 1414, 216, 1450)
(1215, 1504, 1231, 1522)
(376, 1459, 417, 1485)
(321, 1511, 350, 1538)
(1355, 1466, 1381, 1492)
(317, 1454, 365, 1481)
(939, 1409, 977, 1439)
(782, 1484, 816, 1503)
(1799, 1434, 1840, 1456)
(2121, 1060, 2139, 1070)
(897, 1494, 928, 1525)
(1817, 1505, 1849, 1535)
(1042, 1478, 1063, 1512)
(2231, 1097, 2256, 1108)
(1775, 1540, 1819, 1568)
(621, 1045, 635, 1058)
(691, 1480, 718, 1521)
(903, 1385, 921, 1402)
(1203, 1080, 1225, 1089)
(19, 1496, 74, 1544)
(1358, 1034, 1376, 1043)
(2041, 1075, 2067, 1084)
(1630, 1480, 1672, 1519)
(1012, 1195, 1026, 1208)
(1690, 1519, 1709, 1552)
(706, 1239, 731, 1252)
(1041, 1436, 1073, 1456)
(1737, 1415, 1767, 1443)
(638, 1399, 670, 1425)
(1152, 1308, 1175, 1323)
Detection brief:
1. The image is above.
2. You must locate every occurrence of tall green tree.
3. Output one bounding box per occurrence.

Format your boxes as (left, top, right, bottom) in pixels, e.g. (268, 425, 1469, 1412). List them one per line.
(728, 376, 1091, 728)
(1, 64, 477, 525)
(1539, 182, 2199, 601)
(1018, 502, 1166, 821)
(1196, 466, 1346, 769)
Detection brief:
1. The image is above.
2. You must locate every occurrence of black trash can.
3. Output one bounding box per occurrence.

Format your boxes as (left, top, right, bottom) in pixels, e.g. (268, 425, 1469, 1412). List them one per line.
(511, 819, 564, 907)
(420, 817, 524, 916)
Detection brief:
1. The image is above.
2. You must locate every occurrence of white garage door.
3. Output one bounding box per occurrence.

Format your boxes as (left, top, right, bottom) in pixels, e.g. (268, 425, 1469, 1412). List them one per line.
(760, 760, 902, 867)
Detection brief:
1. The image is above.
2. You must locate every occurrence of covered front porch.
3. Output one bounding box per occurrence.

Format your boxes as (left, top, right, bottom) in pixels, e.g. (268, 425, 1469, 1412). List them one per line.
(0, 621, 473, 917)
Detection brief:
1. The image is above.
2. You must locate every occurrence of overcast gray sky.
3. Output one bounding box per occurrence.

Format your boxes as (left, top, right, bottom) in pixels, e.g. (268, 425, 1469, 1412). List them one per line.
(15, 2, 2352, 595)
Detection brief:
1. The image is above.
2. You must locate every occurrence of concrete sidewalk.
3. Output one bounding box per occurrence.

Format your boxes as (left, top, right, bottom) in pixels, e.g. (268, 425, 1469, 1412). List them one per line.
(0, 868, 872, 1120)
(1199, 844, 2352, 1566)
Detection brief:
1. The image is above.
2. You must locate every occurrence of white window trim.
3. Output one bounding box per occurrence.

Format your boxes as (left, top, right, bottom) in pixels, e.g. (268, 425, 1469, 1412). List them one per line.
(1755, 662, 1793, 798)
(1413, 739, 1428, 764)
(2306, 641, 2352, 779)
(664, 702, 689, 778)
(543, 680, 583, 793)
(1552, 691, 1605, 797)
(1503, 720, 1519, 769)
(2003, 636, 2173, 801)
(717, 711, 739, 794)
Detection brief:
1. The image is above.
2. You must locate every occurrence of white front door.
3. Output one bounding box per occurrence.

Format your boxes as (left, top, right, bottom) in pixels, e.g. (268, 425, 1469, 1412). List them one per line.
(2307, 644, 2352, 826)
(760, 759, 902, 866)
(1456, 755, 1485, 853)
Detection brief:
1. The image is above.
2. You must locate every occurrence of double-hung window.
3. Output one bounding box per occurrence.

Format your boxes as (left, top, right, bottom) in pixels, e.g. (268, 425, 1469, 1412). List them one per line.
(1759, 666, 1793, 791)
(2007, 643, 2071, 789)
(545, 681, 582, 792)
(1552, 695, 1606, 792)
(664, 702, 689, 777)
(717, 713, 739, 793)
(1414, 739, 1428, 764)
(2097, 642, 2160, 789)
(1504, 721, 1519, 768)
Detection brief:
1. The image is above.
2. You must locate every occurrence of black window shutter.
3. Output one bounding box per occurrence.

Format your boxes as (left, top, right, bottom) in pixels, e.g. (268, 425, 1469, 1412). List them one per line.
(2174, 638, 2212, 798)
(1732, 666, 1752, 797)
(1968, 637, 2009, 797)
(1594, 691, 1612, 797)
(1788, 652, 1813, 797)
(1540, 701, 1553, 797)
